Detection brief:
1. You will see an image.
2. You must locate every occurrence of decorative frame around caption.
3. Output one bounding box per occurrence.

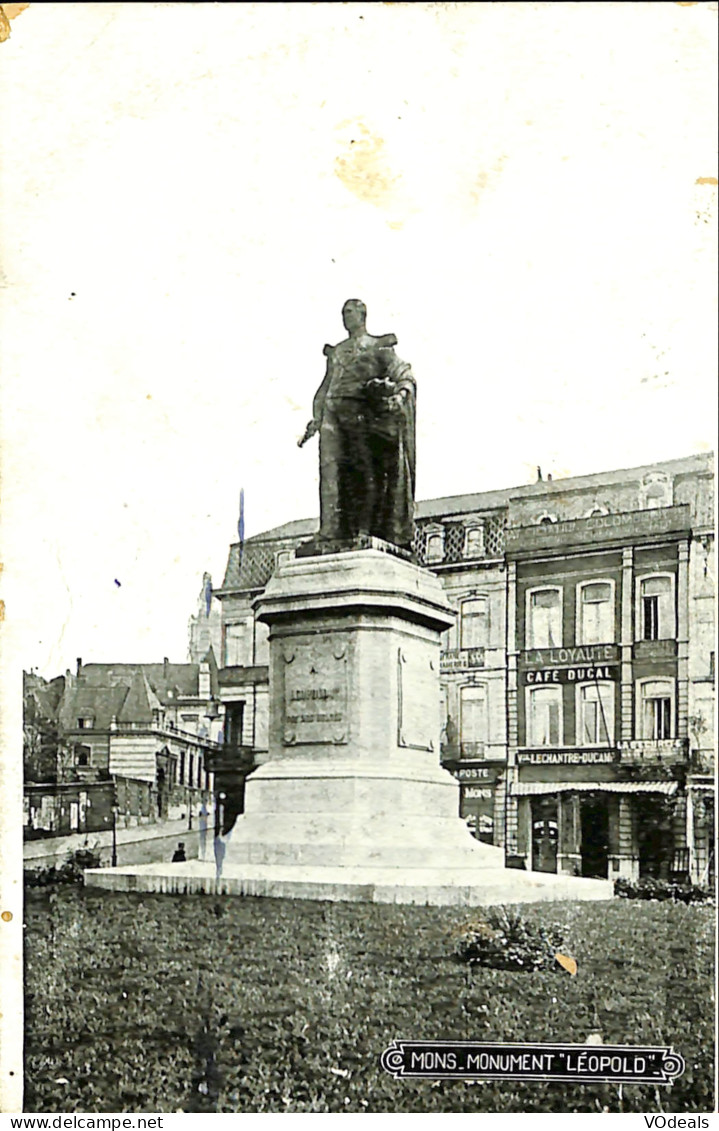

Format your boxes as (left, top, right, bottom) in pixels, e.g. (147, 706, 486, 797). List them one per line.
(379, 1041, 685, 1085)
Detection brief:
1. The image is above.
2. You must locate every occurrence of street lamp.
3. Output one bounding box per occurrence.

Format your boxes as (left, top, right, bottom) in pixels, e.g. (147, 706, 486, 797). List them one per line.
(216, 792, 226, 839)
(111, 804, 119, 868)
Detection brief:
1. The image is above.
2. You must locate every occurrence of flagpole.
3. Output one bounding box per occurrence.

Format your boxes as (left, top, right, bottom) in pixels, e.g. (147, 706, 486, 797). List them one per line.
(238, 487, 245, 567)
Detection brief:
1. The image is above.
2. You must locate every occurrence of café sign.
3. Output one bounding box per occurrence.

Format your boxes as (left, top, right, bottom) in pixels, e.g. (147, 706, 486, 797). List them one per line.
(522, 665, 619, 685)
(522, 644, 620, 668)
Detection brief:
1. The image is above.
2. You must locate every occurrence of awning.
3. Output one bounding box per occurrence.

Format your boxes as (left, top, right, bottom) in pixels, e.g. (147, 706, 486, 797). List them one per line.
(511, 780, 678, 797)
(688, 781, 715, 793)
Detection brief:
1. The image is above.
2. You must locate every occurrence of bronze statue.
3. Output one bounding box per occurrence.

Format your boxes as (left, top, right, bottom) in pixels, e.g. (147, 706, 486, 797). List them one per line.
(299, 300, 416, 550)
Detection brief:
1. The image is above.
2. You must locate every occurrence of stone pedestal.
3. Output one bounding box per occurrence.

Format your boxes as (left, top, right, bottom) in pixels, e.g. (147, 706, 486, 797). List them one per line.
(85, 549, 613, 904)
(223, 549, 503, 871)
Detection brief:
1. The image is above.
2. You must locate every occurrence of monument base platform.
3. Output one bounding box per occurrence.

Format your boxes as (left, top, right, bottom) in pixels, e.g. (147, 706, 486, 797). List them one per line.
(84, 859, 612, 906)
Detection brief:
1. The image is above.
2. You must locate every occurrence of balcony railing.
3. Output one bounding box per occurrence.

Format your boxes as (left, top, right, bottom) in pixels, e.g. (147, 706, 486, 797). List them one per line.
(441, 741, 486, 762)
(205, 744, 257, 775)
(111, 721, 223, 749)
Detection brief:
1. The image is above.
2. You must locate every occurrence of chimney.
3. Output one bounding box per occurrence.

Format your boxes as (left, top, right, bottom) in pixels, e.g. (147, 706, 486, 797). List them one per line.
(536, 466, 543, 482)
(163, 657, 169, 677)
(547, 473, 553, 482)
(76, 657, 82, 676)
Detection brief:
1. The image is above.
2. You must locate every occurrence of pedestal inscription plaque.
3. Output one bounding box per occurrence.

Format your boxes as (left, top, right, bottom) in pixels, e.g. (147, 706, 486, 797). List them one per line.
(282, 637, 349, 745)
(397, 646, 437, 752)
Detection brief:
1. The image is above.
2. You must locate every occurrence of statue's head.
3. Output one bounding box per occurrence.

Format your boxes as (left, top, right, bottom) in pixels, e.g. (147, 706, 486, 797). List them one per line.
(342, 298, 367, 334)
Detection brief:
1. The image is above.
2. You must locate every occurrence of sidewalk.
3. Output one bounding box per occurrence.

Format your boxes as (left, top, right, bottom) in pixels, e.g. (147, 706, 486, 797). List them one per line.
(24, 818, 212, 869)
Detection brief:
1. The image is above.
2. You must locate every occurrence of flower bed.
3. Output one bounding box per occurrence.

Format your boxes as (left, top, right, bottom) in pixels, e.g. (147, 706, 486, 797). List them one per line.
(614, 876, 714, 903)
(24, 889, 714, 1113)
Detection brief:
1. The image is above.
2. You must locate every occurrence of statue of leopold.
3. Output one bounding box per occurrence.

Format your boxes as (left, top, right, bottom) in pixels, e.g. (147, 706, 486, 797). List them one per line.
(299, 299, 416, 551)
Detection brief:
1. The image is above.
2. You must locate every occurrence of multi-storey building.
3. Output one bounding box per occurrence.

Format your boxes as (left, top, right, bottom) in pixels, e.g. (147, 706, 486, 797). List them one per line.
(209, 452, 714, 883)
(55, 658, 221, 816)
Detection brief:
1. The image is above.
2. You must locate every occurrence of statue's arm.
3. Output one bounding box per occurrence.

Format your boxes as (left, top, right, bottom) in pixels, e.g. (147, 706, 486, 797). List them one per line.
(312, 345, 335, 423)
(298, 345, 334, 447)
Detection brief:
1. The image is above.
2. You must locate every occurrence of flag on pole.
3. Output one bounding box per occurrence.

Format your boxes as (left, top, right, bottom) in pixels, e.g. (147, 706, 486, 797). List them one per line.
(238, 488, 245, 566)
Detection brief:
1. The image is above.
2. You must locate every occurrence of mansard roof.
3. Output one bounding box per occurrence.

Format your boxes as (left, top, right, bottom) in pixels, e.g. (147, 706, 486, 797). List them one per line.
(218, 452, 713, 593)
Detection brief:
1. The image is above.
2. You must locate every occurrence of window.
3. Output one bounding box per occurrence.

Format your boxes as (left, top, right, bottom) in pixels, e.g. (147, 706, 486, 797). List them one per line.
(639, 575, 674, 641)
(224, 623, 248, 667)
(640, 473, 672, 510)
(578, 683, 614, 745)
(179, 750, 185, 785)
(460, 685, 488, 755)
(197, 756, 203, 787)
(77, 717, 92, 729)
(464, 524, 485, 558)
(460, 597, 489, 648)
(76, 750, 89, 767)
(527, 686, 562, 746)
(577, 581, 614, 645)
(426, 532, 443, 563)
(527, 588, 562, 649)
(254, 619, 270, 665)
(225, 702, 245, 746)
(639, 680, 674, 740)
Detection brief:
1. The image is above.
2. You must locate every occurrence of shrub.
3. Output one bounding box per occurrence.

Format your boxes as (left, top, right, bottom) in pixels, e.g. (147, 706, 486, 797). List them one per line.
(450, 907, 568, 972)
(24, 843, 103, 888)
(614, 876, 714, 903)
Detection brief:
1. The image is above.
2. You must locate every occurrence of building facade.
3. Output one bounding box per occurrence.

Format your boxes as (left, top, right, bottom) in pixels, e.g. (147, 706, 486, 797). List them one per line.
(208, 452, 715, 883)
(24, 658, 223, 835)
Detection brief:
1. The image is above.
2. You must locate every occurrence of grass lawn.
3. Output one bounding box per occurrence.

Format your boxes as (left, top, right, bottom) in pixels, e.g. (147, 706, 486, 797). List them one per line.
(24, 888, 714, 1113)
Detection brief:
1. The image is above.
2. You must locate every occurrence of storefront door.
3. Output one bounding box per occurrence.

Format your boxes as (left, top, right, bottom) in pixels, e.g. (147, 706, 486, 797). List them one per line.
(581, 797, 609, 878)
(531, 798, 558, 873)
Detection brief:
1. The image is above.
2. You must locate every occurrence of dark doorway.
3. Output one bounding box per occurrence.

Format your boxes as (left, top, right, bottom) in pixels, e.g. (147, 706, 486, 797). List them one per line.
(531, 798, 558, 873)
(636, 795, 672, 880)
(225, 702, 245, 747)
(156, 767, 167, 819)
(581, 797, 609, 878)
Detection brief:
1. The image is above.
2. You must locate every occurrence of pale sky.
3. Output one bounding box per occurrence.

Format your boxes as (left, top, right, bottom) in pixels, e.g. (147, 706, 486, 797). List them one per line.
(1, 1, 717, 679)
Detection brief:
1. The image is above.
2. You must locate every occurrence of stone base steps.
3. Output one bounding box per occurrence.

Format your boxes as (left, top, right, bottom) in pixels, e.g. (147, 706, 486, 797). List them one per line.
(84, 860, 613, 906)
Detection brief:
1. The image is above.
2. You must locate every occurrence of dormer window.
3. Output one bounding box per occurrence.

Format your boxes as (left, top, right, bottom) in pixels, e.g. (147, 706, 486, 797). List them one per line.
(275, 550, 293, 569)
(424, 524, 445, 564)
(464, 522, 485, 559)
(640, 472, 672, 510)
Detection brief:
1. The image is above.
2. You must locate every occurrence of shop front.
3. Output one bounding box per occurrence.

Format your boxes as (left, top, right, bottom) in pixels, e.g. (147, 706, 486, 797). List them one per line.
(511, 757, 679, 880)
(455, 762, 502, 845)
